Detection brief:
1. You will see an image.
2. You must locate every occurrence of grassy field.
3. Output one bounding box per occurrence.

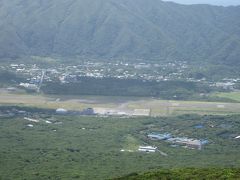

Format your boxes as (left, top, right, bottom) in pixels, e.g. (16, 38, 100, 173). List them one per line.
(1, 90, 240, 116)
(122, 135, 140, 151)
(0, 114, 240, 179)
(212, 92, 240, 102)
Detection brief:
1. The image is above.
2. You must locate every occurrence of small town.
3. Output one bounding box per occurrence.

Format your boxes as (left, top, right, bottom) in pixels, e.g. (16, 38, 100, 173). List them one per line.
(1, 61, 239, 92)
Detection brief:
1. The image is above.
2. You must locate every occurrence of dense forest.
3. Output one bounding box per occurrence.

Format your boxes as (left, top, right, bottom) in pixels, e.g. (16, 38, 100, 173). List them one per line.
(42, 77, 212, 100)
(0, 0, 240, 66)
(114, 168, 240, 180)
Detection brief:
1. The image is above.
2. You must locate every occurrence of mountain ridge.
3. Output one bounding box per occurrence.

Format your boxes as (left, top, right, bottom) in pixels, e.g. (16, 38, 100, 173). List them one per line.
(0, 0, 240, 64)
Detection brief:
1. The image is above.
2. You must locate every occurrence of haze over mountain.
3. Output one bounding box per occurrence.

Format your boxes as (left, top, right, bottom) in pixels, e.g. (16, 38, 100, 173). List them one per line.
(0, 0, 240, 64)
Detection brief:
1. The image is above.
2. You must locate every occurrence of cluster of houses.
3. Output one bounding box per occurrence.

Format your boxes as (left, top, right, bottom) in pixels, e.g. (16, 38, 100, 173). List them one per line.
(7, 60, 195, 87)
(19, 83, 38, 91)
(5, 62, 240, 95)
(147, 132, 208, 150)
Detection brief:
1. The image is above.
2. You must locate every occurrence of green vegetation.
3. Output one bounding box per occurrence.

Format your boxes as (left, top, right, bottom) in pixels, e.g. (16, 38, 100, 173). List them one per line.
(0, 114, 240, 179)
(42, 78, 211, 100)
(0, 70, 24, 85)
(184, 63, 240, 81)
(114, 168, 240, 180)
(122, 135, 140, 151)
(213, 92, 240, 102)
(0, 0, 240, 66)
(0, 1, 240, 179)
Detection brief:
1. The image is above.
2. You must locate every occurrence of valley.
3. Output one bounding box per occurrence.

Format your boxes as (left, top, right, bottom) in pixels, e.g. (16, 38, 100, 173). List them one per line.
(0, 0, 240, 179)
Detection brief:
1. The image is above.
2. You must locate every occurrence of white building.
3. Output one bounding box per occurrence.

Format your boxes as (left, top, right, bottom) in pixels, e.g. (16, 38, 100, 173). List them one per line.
(93, 107, 150, 117)
(56, 108, 68, 115)
(19, 83, 38, 91)
(138, 146, 157, 152)
(132, 109, 150, 116)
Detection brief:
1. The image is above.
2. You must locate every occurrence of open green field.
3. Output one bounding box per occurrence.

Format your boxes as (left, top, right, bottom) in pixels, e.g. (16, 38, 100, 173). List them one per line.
(212, 92, 240, 102)
(0, 114, 240, 179)
(1, 90, 240, 116)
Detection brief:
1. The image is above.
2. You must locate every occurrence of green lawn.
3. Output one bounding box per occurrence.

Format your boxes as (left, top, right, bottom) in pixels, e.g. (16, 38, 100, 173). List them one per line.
(212, 92, 240, 102)
(122, 134, 140, 151)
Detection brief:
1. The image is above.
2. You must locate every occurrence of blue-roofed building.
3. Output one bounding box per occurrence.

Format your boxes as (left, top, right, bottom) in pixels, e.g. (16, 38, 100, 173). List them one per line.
(147, 133, 172, 140)
(200, 140, 209, 145)
(147, 132, 208, 150)
(194, 124, 204, 129)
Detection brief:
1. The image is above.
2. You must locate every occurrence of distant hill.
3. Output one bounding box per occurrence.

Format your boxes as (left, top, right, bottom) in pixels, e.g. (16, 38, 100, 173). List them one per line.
(0, 0, 240, 64)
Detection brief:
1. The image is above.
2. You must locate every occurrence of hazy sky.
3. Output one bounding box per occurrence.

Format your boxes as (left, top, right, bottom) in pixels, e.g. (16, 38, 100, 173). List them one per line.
(162, 0, 240, 6)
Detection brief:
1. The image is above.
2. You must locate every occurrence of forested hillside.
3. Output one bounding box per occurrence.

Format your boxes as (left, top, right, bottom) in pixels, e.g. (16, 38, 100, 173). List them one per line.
(114, 168, 240, 180)
(0, 0, 240, 64)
